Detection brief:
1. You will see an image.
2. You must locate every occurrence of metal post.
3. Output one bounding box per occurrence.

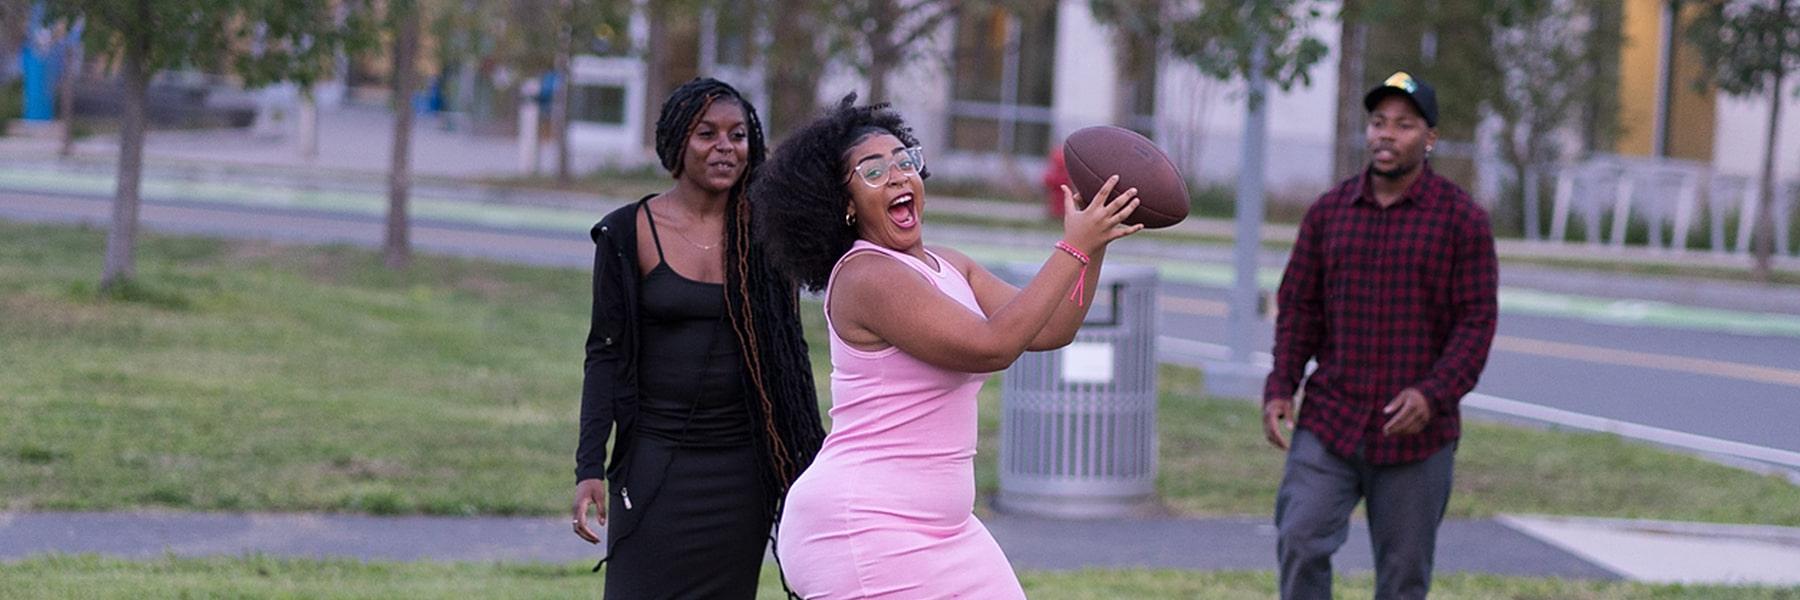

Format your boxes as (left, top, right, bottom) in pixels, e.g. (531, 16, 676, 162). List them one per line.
(1205, 32, 1272, 400)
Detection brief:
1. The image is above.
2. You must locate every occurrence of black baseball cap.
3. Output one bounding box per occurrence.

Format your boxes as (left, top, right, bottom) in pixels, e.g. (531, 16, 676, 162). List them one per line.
(1363, 71, 1438, 128)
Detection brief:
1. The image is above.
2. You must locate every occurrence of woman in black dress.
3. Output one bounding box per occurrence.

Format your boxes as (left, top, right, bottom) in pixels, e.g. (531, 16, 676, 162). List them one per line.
(570, 78, 825, 599)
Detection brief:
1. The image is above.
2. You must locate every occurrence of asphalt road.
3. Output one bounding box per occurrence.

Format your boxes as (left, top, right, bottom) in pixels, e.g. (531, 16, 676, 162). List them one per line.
(1152, 281, 1800, 456)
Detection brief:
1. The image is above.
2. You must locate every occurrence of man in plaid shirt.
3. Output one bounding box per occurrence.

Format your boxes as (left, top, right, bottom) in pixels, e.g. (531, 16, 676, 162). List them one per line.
(1263, 72, 1498, 600)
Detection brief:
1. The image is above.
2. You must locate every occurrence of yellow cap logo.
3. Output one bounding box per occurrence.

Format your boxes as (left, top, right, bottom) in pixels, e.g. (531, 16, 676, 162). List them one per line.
(1384, 72, 1418, 93)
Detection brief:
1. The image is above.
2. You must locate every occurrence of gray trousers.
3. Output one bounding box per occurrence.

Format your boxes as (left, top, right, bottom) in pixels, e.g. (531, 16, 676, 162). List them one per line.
(1275, 428, 1457, 600)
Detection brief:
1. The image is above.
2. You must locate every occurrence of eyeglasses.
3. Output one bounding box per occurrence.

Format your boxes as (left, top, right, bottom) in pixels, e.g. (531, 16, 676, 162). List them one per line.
(848, 146, 925, 188)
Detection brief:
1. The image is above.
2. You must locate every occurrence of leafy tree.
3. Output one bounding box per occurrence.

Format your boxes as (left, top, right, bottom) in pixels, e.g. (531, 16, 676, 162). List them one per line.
(1091, 0, 1332, 384)
(1163, 0, 1332, 96)
(822, 0, 1053, 104)
(827, 0, 954, 104)
(47, 0, 374, 291)
(1486, 0, 1621, 240)
(1689, 0, 1800, 280)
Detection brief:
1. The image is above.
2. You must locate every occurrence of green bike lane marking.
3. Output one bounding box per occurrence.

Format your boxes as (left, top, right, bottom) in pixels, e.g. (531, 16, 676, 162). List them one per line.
(8, 167, 1799, 339)
(0, 168, 597, 233)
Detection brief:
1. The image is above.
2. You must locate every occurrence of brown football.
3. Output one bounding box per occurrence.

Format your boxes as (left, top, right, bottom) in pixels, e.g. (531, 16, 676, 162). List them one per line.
(1061, 126, 1190, 229)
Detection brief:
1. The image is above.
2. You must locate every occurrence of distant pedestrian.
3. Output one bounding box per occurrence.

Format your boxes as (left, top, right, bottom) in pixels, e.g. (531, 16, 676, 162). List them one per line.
(1263, 71, 1498, 600)
(569, 77, 824, 599)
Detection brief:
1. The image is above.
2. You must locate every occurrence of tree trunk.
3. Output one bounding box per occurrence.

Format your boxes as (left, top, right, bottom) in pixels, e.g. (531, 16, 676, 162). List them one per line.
(1751, 0, 1788, 282)
(1508, 157, 1530, 239)
(1331, 0, 1367, 181)
(100, 9, 150, 294)
(553, 4, 573, 186)
(1523, 163, 1542, 241)
(765, 0, 823, 140)
(865, 0, 896, 104)
(1498, 116, 1531, 239)
(386, 4, 420, 271)
(642, 2, 670, 150)
(1752, 72, 1782, 281)
(641, 2, 701, 145)
(299, 87, 319, 160)
(867, 46, 892, 105)
(58, 33, 80, 158)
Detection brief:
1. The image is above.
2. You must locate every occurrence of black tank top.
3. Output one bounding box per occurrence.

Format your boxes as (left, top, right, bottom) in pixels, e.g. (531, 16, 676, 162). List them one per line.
(635, 201, 751, 445)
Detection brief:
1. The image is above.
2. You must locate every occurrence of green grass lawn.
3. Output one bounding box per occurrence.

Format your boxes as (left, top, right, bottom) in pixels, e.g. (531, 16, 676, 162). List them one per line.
(965, 367, 1800, 524)
(2, 220, 1797, 524)
(4, 556, 1794, 599)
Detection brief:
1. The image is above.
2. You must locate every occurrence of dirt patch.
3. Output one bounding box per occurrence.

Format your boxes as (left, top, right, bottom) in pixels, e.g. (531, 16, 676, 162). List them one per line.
(2, 293, 109, 328)
(326, 456, 411, 481)
(449, 273, 515, 301)
(217, 240, 293, 266)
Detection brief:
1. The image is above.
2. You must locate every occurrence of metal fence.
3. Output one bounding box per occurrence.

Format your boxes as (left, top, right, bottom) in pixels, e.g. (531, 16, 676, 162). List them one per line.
(1546, 155, 1798, 256)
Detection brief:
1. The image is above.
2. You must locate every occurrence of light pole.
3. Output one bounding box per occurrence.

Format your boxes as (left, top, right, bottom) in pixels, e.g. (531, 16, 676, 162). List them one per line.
(1205, 31, 1273, 400)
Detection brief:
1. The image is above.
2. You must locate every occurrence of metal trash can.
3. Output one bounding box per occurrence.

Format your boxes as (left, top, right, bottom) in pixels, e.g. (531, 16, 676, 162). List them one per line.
(995, 264, 1161, 518)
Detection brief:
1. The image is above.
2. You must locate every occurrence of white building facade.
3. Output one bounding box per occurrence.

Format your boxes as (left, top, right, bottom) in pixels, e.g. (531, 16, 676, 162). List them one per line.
(561, 0, 1798, 215)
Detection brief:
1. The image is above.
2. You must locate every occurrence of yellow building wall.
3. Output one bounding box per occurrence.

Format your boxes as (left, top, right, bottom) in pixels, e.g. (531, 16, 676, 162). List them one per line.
(1666, 3, 1715, 162)
(1615, 0, 1716, 161)
(1616, 0, 1662, 156)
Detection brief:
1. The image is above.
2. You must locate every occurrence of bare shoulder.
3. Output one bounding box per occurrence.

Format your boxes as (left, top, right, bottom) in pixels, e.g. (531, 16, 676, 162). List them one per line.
(830, 250, 935, 330)
(834, 250, 929, 296)
(928, 245, 978, 276)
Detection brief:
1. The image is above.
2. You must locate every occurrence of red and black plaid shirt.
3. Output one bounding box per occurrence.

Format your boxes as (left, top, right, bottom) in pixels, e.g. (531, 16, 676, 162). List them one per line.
(1265, 164, 1498, 465)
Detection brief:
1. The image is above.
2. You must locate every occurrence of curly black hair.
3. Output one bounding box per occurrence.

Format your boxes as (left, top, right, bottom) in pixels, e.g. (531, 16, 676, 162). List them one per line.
(751, 94, 928, 292)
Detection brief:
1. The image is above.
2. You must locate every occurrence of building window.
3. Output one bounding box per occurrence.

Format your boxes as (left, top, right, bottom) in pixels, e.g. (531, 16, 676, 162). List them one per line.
(949, 5, 1057, 156)
(572, 84, 628, 125)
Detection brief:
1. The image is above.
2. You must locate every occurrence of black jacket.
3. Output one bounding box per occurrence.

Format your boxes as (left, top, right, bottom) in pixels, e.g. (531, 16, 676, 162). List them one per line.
(575, 199, 647, 483)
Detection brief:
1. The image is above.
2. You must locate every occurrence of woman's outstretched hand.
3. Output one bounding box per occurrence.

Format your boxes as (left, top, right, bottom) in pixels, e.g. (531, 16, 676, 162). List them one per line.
(1061, 175, 1145, 254)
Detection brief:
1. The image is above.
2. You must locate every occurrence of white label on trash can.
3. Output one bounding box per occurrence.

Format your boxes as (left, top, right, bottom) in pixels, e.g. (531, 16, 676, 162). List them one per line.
(1060, 342, 1114, 384)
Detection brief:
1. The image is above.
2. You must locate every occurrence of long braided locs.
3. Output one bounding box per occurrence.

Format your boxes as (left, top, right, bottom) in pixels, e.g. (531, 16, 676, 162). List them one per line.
(655, 77, 826, 528)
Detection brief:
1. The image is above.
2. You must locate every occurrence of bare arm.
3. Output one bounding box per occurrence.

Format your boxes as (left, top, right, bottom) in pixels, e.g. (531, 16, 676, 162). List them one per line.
(949, 244, 1109, 351)
(833, 177, 1141, 372)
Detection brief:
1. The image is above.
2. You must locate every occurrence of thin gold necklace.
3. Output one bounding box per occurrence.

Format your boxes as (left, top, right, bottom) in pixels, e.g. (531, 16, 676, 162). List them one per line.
(671, 226, 721, 251)
(661, 204, 722, 251)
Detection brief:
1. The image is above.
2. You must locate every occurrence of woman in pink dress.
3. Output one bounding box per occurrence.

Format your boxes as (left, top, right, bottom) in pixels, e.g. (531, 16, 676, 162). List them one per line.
(750, 96, 1144, 598)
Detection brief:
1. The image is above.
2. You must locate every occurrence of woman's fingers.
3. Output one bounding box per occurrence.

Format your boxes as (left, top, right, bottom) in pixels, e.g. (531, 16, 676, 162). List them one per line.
(1101, 193, 1144, 221)
(1110, 187, 1140, 208)
(1108, 223, 1145, 241)
(1106, 197, 1141, 224)
(1089, 175, 1121, 209)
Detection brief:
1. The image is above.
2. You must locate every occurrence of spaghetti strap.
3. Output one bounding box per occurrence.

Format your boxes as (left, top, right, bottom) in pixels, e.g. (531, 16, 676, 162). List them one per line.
(643, 198, 669, 263)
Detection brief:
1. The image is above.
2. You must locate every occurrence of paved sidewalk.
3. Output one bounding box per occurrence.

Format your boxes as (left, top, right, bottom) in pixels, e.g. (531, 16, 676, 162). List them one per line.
(4, 511, 1797, 585)
(0, 511, 1613, 579)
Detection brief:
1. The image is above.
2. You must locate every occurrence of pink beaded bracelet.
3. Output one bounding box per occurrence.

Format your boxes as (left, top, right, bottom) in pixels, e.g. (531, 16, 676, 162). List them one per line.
(1054, 241, 1090, 306)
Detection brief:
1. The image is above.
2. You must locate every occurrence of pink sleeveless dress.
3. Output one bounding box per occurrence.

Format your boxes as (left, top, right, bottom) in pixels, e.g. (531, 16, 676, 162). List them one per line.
(777, 241, 1026, 599)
